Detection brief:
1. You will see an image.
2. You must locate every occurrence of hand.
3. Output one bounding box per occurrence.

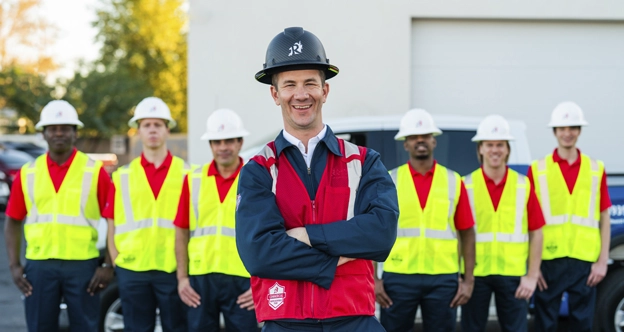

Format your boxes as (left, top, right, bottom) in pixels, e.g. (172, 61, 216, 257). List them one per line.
(87, 266, 114, 296)
(515, 275, 537, 300)
(236, 288, 255, 311)
(286, 227, 311, 246)
(450, 277, 474, 308)
(375, 278, 393, 308)
(587, 261, 608, 287)
(337, 257, 355, 266)
(178, 277, 201, 308)
(537, 270, 548, 291)
(10, 265, 32, 296)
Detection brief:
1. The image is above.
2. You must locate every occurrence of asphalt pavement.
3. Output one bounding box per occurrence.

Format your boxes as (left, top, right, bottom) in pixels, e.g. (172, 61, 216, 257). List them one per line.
(0, 216, 28, 331)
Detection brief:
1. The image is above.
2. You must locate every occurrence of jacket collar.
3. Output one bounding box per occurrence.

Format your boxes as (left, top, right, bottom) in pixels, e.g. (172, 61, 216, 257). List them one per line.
(274, 125, 342, 157)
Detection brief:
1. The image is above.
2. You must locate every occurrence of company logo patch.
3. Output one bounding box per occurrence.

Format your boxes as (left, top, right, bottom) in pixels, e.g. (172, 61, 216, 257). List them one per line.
(546, 243, 558, 254)
(267, 282, 286, 310)
(491, 126, 499, 133)
(288, 41, 303, 56)
(218, 124, 225, 132)
(563, 113, 569, 119)
(416, 120, 423, 127)
(55, 111, 63, 118)
(149, 106, 158, 113)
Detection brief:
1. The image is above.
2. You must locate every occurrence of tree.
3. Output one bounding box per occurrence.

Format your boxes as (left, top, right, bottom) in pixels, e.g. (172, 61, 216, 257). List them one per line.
(0, 66, 54, 132)
(93, 0, 188, 132)
(0, 0, 57, 74)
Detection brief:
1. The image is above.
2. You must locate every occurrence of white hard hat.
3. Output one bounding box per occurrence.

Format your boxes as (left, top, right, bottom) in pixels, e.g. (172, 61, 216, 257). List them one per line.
(394, 108, 442, 140)
(35, 100, 84, 131)
(472, 115, 515, 142)
(128, 97, 176, 129)
(548, 101, 588, 127)
(200, 109, 250, 140)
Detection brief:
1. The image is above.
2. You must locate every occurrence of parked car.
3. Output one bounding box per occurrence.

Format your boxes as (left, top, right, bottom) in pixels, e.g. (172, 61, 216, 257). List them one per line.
(0, 142, 47, 159)
(0, 149, 35, 188)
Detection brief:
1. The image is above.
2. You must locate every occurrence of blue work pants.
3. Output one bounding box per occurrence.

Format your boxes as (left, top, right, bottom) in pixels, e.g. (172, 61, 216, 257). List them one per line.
(262, 316, 385, 331)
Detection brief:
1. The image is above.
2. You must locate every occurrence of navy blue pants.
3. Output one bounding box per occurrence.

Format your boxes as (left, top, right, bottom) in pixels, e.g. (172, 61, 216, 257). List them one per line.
(24, 258, 99, 332)
(461, 275, 527, 332)
(534, 258, 595, 332)
(187, 273, 257, 332)
(115, 267, 187, 332)
(262, 316, 385, 331)
(380, 272, 458, 332)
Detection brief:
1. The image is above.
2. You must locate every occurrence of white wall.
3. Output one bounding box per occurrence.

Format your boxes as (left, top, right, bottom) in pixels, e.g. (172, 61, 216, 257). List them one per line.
(188, 0, 624, 171)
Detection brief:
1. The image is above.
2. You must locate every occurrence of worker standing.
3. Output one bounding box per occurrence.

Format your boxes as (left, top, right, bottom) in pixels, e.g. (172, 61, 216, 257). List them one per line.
(103, 97, 189, 332)
(174, 108, 257, 332)
(460, 115, 545, 332)
(236, 27, 399, 331)
(4, 100, 113, 331)
(375, 108, 476, 332)
(529, 102, 611, 332)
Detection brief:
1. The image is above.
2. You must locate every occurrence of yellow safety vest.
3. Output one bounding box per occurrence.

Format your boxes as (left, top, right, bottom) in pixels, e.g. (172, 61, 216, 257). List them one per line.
(463, 169, 530, 277)
(22, 152, 102, 260)
(384, 163, 461, 275)
(187, 164, 249, 277)
(531, 153, 603, 262)
(113, 156, 191, 272)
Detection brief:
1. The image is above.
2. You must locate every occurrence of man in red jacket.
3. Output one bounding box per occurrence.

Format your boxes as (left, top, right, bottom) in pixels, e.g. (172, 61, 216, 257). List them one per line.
(235, 27, 399, 331)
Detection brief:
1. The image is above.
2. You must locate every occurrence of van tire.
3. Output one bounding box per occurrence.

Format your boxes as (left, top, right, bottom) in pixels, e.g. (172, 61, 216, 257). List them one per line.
(99, 282, 120, 332)
(595, 267, 624, 332)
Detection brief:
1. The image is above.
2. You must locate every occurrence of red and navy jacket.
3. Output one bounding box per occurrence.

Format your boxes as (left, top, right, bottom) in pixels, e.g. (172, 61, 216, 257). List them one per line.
(235, 127, 399, 321)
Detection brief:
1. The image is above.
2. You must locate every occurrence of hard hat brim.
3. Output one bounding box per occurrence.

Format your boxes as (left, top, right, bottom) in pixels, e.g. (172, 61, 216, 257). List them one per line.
(35, 119, 84, 131)
(128, 116, 177, 129)
(547, 120, 589, 128)
(255, 63, 339, 85)
(394, 128, 443, 140)
(200, 130, 250, 141)
(471, 134, 515, 142)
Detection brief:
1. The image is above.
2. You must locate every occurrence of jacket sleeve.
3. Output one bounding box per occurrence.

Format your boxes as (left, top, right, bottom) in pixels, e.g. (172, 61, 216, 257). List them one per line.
(305, 149, 399, 262)
(235, 160, 339, 289)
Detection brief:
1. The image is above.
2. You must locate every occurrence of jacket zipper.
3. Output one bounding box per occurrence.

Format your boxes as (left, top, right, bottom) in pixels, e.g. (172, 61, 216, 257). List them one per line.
(311, 198, 316, 316)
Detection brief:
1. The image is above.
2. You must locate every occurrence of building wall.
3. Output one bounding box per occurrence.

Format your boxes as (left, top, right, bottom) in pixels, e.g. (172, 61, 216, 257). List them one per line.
(188, 0, 624, 171)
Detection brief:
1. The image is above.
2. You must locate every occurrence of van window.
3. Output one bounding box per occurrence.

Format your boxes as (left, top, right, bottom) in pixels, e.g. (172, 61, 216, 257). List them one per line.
(337, 130, 479, 176)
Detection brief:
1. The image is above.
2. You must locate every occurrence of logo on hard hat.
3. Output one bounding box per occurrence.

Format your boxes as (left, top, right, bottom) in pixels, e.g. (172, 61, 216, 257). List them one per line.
(492, 127, 499, 133)
(267, 282, 286, 310)
(416, 120, 423, 127)
(563, 113, 569, 119)
(288, 41, 303, 56)
(56, 111, 63, 118)
(218, 124, 225, 132)
(149, 106, 158, 113)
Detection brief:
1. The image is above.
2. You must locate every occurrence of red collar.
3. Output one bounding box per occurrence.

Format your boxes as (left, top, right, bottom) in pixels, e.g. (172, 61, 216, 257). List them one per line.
(408, 160, 437, 177)
(552, 148, 581, 166)
(140, 151, 173, 170)
(481, 166, 508, 187)
(208, 157, 243, 179)
(46, 148, 78, 168)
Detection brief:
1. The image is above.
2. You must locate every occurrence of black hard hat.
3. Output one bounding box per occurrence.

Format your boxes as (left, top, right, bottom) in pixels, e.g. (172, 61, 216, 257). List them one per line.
(255, 27, 339, 84)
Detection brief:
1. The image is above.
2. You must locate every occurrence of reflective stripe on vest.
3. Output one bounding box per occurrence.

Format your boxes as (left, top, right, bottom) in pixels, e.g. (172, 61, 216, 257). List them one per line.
(385, 163, 460, 274)
(113, 157, 190, 272)
(532, 153, 602, 262)
(464, 169, 530, 277)
(390, 167, 457, 241)
(22, 152, 102, 260)
(536, 158, 599, 228)
(25, 159, 98, 228)
(258, 140, 363, 220)
(464, 172, 528, 244)
(187, 163, 248, 277)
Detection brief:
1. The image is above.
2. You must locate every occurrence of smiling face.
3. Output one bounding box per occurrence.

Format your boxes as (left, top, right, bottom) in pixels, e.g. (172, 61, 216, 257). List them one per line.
(479, 140, 510, 168)
(554, 126, 581, 149)
(43, 125, 77, 154)
(137, 118, 169, 150)
(270, 69, 329, 135)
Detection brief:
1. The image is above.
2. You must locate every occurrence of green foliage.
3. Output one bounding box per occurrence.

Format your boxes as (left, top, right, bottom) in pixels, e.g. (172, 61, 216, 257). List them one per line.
(0, 66, 54, 132)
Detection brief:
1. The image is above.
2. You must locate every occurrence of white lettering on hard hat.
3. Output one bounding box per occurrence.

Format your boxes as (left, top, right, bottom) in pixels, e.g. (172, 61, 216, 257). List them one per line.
(288, 41, 303, 56)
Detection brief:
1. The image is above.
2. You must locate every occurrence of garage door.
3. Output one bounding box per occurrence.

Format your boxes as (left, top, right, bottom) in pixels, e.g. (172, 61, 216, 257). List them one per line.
(410, 19, 624, 172)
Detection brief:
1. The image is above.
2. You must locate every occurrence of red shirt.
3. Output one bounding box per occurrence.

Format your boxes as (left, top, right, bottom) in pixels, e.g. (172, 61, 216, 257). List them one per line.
(102, 152, 174, 219)
(408, 161, 475, 230)
(527, 149, 611, 212)
(5, 148, 111, 221)
(173, 159, 243, 229)
(481, 167, 546, 231)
